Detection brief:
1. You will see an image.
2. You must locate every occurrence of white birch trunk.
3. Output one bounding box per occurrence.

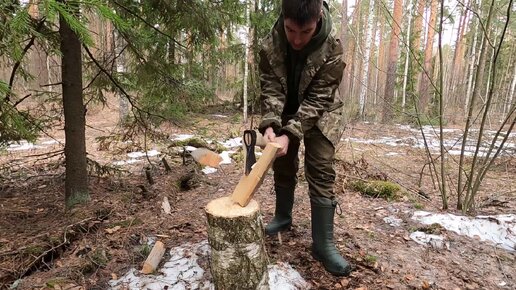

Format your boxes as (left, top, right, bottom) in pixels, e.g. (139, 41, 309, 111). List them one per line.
(242, 0, 251, 123)
(402, 1, 413, 112)
(505, 65, 516, 115)
(359, 0, 374, 118)
(113, 29, 128, 123)
(465, 13, 479, 115)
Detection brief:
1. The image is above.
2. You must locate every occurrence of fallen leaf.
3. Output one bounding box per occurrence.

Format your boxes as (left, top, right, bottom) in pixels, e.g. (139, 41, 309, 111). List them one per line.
(340, 278, 350, 287)
(422, 280, 431, 289)
(105, 226, 121, 234)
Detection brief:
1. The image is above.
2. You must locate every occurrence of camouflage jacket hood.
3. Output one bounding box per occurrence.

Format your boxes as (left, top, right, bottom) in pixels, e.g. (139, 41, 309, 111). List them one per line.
(258, 2, 346, 146)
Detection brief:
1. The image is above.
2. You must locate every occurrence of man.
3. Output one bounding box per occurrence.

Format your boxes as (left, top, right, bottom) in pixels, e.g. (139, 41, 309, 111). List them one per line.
(258, 0, 351, 276)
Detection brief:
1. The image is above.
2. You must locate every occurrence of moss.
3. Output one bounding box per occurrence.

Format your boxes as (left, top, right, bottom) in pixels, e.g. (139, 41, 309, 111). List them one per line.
(413, 202, 424, 210)
(169, 137, 209, 148)
(89, 248, 109, 268)
(111, 217, 143, 228)
(415, 223, 444, 235)
(24, 245, 45, 256)
(364, 254, 378, 265)
(348, 180, 402, 200)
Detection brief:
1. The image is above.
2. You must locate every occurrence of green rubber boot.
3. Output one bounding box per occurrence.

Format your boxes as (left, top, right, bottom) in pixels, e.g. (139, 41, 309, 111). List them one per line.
(265, 187, 294, 235)
(311, 196, 352, 276)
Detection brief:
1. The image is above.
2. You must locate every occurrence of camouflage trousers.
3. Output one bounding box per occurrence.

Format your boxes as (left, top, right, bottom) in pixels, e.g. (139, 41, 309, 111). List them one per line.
(273, 125, 336, 199)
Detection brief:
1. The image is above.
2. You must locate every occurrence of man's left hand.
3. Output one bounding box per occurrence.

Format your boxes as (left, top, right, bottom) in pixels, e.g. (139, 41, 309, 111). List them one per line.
(275, 135, 289, 157)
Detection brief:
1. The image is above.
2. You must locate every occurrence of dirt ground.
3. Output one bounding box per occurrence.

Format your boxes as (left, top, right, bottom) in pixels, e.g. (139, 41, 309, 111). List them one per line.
(0, 99, 515, 290)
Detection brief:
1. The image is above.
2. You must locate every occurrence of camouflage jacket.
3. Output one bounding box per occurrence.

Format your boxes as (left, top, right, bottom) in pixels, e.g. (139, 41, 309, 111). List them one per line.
(258, 5, 345, 147)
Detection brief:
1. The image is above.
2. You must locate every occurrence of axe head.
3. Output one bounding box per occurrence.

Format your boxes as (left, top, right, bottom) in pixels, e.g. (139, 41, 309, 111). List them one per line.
(243, 130, 257, 175)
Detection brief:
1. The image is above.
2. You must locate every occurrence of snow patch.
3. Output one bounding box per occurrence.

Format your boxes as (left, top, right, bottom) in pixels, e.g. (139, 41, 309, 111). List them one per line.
(6, 141, 43, 151)
(219, 151, 234, 165)
(219, 137, 242, 148)
(113, 159, 142, 166)
(410, 231, 447, 249)
(171, 134, 195, 141)
(109, 241, 310, 289)
(127, 150, 160, 158)
(202, 167, 217, 174)
(412, 211, 516, 251)
(383, 216, 403, 227)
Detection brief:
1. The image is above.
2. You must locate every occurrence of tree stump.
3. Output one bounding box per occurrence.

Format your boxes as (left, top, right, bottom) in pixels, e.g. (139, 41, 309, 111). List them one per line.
(205, 196, 268, 290)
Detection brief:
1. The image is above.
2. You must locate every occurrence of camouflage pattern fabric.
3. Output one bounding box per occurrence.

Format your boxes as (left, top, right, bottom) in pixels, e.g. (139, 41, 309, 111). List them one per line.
(258, 11, 346, 147)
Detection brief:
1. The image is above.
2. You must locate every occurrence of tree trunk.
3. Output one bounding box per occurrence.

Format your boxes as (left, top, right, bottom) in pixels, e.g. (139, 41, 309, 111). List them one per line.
(59, 3, 89, 209)
(449, 1, 469, 110)
(382, 0, 403, 122)
(205, 196, 268, 290)
(505, 64, 516, 115)
(419, 0, 438, 114)
(359, 0, 374, 118)
(375, 6, 387, 114)
(242, 0, 252, 123)
(339, 0, 350, 100)
(113, 29, 129, 124)
(418, 0, 438, 114)
(401, 0, 414, 111)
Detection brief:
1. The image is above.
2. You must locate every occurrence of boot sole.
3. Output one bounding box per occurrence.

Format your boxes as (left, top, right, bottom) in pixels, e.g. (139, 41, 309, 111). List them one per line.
(265, 223, 292, 236)
(311, 251, 352, 276)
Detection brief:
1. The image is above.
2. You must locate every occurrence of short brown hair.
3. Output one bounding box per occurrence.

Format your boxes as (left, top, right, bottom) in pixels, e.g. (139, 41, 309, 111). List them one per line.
(282, 0, 323, 26)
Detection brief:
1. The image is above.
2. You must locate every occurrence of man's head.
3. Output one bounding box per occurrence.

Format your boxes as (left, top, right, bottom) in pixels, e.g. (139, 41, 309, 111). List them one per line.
(282, 0, 323, 51)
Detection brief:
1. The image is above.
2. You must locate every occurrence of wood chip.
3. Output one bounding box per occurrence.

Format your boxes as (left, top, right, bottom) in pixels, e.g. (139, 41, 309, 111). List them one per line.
(161, 196, 171, 214)
(105, 226, 121, 234)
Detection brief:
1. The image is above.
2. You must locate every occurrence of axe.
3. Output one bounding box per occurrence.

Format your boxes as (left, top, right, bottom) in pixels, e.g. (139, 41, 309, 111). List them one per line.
(242, 130, 269, 175)
(232, 130, 282, 207)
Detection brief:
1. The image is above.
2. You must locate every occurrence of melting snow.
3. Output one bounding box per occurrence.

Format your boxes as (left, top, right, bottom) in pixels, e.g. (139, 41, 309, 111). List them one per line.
(113, 159, 142, 166)
(109, 241, 310, 290)
(127, 150, 160, 158)
(412, 211, 516, 251)
(6, 141, 43, 151)
(219, 137, 242, 149)
(383, 216, 403, 227)
(211, 114, 227, 118)
(202, 167, 217, 174)
(171, 134, 195, 141)
(410, 231, 448, 249)
(219, 151, 234, 165)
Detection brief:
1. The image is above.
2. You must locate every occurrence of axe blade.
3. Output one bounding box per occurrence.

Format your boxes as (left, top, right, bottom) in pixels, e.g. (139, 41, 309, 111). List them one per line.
(243, 130, 257, 175)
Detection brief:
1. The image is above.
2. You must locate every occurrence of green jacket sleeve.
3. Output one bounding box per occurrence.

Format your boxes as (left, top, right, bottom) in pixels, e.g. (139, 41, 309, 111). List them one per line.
(258, 48, 284, 134)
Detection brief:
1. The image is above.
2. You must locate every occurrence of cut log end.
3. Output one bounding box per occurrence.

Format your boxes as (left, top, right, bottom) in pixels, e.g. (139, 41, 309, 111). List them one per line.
(205, 196, 259, 218)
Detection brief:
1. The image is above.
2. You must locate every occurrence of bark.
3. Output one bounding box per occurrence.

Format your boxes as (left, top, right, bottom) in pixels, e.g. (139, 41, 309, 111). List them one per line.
(339, 0, 349, 99)
(449, 1, 469, 109)
(359, 0, 374, 118)
(382, 0, 403, 122)
(458, 0, 495, 210)
(375, 6, 387, 111)
(505, 64, 516, 115)
(59, 3, 89, 209)
(113, 29, 129, 124)
(205, 197, 268, 290)
(402, 0, 414, 111)
(418, 0, 438, 114)
(348, 0, 362, 110)
(408, 0, 426, 97)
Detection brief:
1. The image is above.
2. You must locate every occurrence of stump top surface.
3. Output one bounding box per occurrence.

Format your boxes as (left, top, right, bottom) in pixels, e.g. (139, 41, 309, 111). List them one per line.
(205, 196, 259, 217)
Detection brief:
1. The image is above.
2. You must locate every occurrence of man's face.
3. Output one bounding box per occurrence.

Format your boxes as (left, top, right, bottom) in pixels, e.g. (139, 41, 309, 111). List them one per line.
(283, 18, 319, 51)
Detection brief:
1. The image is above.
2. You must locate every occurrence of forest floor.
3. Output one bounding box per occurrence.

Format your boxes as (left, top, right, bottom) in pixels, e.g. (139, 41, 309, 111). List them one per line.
(0, 99, 515, 290)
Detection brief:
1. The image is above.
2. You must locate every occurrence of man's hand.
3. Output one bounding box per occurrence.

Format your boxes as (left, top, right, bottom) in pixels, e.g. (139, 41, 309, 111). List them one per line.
(275, 135, 289, 157)
(264, 127, 276, 142)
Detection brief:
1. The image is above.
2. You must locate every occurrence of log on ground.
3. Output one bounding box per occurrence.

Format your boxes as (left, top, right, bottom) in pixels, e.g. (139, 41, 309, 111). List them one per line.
(205, 196, 268, 290)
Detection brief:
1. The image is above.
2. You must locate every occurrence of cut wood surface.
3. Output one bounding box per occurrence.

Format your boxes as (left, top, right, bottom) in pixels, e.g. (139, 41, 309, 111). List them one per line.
(191, 148, 222, 167)
(205, 196, 268, 289)
(141, 241, 166, 274)
(232, 142, 281, 207)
